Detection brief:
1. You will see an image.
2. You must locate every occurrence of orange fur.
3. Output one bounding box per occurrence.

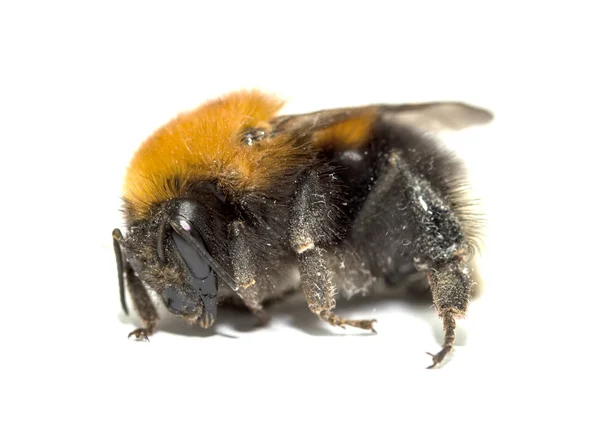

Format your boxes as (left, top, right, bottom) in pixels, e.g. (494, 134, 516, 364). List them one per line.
(124, 90, 290, 218)
(123, 91, 377, 219)
(314, 109, 376, 148)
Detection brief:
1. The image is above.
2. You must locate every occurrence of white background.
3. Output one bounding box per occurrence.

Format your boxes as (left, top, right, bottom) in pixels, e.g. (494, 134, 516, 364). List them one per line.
(1, 1, 598, 446)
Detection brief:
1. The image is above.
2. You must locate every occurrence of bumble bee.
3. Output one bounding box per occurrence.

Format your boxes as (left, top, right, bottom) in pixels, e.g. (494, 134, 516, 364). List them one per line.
(113, 90, 491, 368)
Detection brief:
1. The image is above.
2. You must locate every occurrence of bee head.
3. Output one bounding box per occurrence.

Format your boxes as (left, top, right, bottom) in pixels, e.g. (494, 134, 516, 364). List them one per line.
(119, 198, 239, 329)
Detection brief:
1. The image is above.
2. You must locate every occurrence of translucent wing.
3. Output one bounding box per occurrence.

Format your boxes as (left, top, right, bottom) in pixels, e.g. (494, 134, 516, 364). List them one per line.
(271, 101, 493, 135)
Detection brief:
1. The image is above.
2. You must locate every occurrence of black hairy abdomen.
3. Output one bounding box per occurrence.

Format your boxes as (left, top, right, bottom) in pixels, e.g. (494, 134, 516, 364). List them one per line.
(327, 118, 469, 287)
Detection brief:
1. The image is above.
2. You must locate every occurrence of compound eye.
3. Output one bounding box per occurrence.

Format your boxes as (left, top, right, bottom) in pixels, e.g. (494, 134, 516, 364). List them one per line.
(172, 229, 211, 280)
(240, 128, 267, 146)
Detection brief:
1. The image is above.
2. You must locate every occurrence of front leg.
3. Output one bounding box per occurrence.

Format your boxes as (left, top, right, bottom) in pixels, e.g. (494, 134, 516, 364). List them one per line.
(113, 229, 158, 340)
(125, 263, 159, 341)
(290, 170, 376, 332)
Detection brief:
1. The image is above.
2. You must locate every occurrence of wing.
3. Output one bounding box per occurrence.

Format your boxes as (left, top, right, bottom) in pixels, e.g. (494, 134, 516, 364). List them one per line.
(271, 101, 493, 136)
(379, 102, 493, 132)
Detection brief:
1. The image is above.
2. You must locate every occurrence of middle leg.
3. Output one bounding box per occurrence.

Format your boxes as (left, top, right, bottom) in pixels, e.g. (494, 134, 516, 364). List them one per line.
(229, 220, 270, 326)
(289, 170, 376, 332)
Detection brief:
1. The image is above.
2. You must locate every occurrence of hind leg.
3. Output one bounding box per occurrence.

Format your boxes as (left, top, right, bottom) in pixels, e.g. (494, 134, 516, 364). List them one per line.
(424, 260, 472, 368)
(350, 152, 474, 367)
(398, 157, 473, 368)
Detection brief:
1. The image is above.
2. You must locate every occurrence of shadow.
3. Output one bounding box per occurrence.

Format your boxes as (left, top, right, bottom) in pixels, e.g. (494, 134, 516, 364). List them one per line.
(289, 288, 470, 346)
(271, 292, 381, 337)
(157, 310, 241, 339)
(118, 285, 470, 346)
(118, 304, 249, 339)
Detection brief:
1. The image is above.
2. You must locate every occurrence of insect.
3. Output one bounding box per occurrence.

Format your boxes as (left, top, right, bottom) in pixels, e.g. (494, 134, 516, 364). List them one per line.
(113, 90, 491, 368)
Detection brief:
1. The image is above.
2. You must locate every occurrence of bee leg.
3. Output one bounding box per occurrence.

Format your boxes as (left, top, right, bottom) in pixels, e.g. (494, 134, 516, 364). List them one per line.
(113, 229, 159, 340)
(229, 220, 270, 326)
(423, 261, 471, 368)
(351, 148, 474, 366)
(386, 155, 473, 368)
(298, 247, 376, 332)
(124, 264, 158, 340)
(290, 171, 376, 333)
(113, 229, 129, 315)
(128, 328, 150, 341)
